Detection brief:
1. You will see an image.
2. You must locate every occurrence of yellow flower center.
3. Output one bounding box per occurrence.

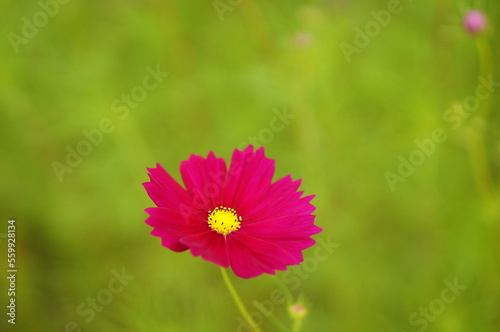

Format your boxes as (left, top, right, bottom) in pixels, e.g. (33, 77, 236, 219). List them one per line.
(207, 206, 241, 235)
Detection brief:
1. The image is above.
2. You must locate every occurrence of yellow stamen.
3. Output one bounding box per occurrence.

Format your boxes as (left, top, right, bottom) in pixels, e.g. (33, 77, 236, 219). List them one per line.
(207, 206, 242, 235)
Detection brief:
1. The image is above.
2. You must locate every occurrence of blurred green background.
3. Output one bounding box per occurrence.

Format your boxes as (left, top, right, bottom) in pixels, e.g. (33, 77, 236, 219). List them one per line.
(1, 0, 500, 331)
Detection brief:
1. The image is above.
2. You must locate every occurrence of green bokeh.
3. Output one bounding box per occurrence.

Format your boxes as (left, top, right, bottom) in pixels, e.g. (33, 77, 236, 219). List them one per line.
(1, 0, 499, 331)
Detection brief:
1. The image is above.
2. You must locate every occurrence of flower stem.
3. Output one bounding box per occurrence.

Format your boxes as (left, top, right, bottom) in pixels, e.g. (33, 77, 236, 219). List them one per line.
(252, 300, 290, 332)
(291, 318, 303, 332)
(475, 35, 493, 120)
(220, 268, 263, 332)
(465, 31, 497, 211)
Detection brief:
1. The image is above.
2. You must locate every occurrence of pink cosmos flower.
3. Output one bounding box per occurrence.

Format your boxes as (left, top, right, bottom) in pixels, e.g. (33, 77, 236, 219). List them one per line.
(143, 145, 322, 278)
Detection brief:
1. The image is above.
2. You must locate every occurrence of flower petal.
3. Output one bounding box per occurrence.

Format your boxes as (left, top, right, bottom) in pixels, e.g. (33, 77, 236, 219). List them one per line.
(143, 164, 192, 211)
(223, 146, 275, 212)
(242, 175, 316, 223)
(227, 233, 302, 278)
(180, 151, 228, 210)
(239, 216, 321, 263)
(145, 207, 207, 252)
(179, 231, 230, 267)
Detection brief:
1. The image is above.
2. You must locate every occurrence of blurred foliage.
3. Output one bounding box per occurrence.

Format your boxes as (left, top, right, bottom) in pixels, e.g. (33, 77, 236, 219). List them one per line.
(1, 0, 500, 331)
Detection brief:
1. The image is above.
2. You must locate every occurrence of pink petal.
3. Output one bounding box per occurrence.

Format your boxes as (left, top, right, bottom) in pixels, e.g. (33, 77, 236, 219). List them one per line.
(239, 218, 321, 263)
(180, 151, 228, 211)
(143, 164, 192, 211)
(242, 175, 316, 222)
(179, 231, 230, 267)
(227, 233, 301, 278)
(223, 146, 276, 212)
(145, 207, 207, 252)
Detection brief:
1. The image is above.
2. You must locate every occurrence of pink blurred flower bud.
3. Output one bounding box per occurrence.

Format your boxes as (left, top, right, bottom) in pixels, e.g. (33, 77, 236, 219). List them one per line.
(464, 10, 487, 34)
(289, 303, 307, 319)
(294, 32, 313, 49)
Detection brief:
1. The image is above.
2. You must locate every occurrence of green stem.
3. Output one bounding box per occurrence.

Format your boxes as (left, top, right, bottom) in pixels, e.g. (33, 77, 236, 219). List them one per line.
(252, 300, 290, 332)
(291, 318, 303, 332)
(220, 268, 263, 332)
(475, 35, 493, 121)
(464, 125, 493, 195)
(464, 31, 496, 204)
(266, 275, 294, 304)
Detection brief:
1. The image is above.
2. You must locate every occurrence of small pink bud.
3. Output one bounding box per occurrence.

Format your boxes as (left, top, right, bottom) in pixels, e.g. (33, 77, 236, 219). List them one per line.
(464, 10, 487, 34)
(289, 303, 307, 318)
(294, 32, 313, 49)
